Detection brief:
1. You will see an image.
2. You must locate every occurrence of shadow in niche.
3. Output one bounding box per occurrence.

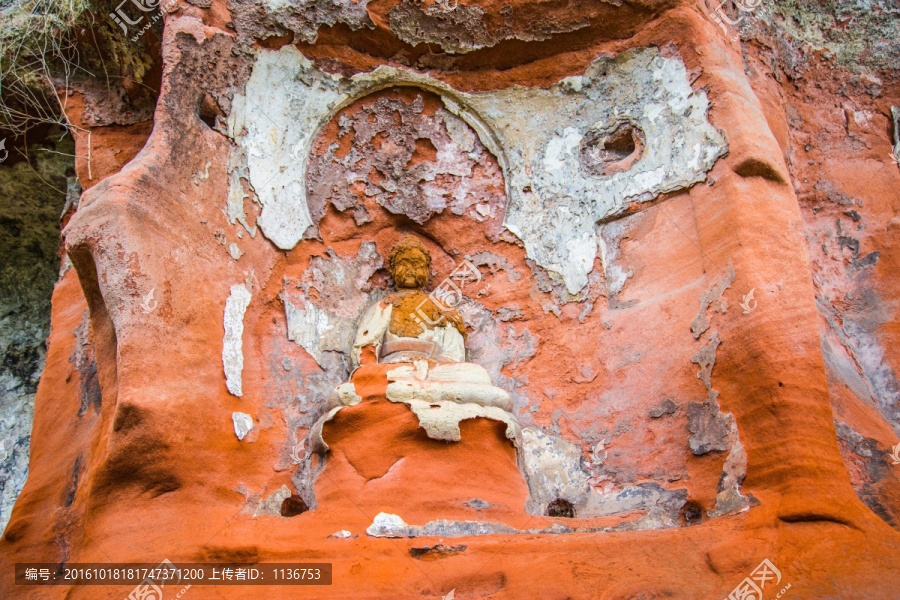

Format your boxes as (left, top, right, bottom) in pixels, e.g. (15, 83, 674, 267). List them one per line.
(42, 245, 127, 519)
(67, 246, 181, 499)
(67, 247, 119, 413)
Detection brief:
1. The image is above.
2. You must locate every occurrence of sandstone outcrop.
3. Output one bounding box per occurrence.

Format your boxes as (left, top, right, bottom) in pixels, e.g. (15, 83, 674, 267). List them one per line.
(1, 0, 899, 598)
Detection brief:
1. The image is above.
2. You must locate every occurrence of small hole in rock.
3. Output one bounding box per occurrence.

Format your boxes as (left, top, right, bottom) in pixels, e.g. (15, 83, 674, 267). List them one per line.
(547, 498, 575, 518)
(681, 501, 703, 526)
(197, 94, 222, 129)
(579, 123, 644, 176)
(281, 495, 309, 517)
(603, 126, 636, 156)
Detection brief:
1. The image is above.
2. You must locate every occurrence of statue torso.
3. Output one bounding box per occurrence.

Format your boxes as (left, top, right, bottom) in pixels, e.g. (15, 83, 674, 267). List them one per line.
(384, 289, 466, 339)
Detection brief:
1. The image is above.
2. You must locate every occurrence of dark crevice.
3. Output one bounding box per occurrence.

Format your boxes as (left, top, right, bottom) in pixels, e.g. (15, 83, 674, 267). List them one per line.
(63, 455, 83, 508)
(733, 158, 787, 184)
(281, 495, 309, 517)
(547, 498, 575, 518)
(579, 122, 644, 177)
(67, 246, 119, 413)
(680, 500, 703, 526)
(197, 93, 222, 129)
(778, 512, 857, 528)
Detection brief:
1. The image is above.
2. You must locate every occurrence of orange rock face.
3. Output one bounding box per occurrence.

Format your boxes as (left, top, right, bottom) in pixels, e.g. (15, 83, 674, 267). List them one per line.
(315, 364, 531, 526)
(2, 0, 900, 599)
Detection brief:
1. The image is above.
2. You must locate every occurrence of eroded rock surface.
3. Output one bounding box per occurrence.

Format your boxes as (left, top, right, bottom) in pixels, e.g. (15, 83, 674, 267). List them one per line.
(1, 1, 900, 599)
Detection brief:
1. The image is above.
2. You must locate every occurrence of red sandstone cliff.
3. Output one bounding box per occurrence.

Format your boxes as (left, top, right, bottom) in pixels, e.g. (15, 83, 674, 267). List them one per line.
(1, 1, 899, 598)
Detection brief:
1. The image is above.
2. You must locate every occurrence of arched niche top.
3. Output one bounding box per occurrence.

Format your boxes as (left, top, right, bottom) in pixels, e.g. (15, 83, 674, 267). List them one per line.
(316, 77, 511, 177)
(304, 84, 509, 235)
(226, 46, 510, 253)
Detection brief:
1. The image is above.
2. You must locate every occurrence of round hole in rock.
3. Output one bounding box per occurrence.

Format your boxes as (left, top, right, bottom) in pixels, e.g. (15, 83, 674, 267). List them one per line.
(281, 495, 309, 517)
(681, 500, 703, 526)
(197, 93, 222, 129)
(579, 122, 645, 176)
(547, 498, 575, 518)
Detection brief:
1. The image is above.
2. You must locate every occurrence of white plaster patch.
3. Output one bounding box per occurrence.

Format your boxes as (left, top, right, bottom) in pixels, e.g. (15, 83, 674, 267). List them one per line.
(386, 362, 513, 411)
(598, 217, 640, 303)
(232, 411, 254, 440)
(307, 382, 362, 454)
(520, 427, 591, 513)
(367, 512, 408, 537)
(708, 421, 751, 518)
(403, 399, 521, 443)
(223, 284, 252, 397)
(309, 364, 519, 450)
(351, 301, 392, 367)
(309, 406, 343, 454)
(227, 48, 343, 249)
(391, 362, 493, 385)
(282, 243, 384, 373)
(225, 146, 256, 236)
(363, 509, 691, 538)
(254, 484, 290, 516)
(386, 378, 512, 412)
(520, 427, 689, 520)
(284, 298, 352, 367)
(327, 382, 362, 410)
(228, 46, 727, 294)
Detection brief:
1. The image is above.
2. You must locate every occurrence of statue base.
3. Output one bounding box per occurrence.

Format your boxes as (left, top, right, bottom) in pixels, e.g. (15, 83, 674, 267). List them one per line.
(311, 364, 531, 526)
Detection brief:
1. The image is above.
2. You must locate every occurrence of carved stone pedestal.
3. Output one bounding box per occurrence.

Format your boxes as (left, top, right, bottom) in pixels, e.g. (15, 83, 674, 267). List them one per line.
(311, 364, 531, 526)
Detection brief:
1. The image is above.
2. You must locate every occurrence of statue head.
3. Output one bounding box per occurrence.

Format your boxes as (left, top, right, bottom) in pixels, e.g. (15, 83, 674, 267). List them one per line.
(389, 235, 431, 290)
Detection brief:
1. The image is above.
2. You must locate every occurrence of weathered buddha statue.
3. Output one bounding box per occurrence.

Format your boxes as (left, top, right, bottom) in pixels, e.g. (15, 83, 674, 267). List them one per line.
(310, 235, 519, 454)
(306, 237, 528, 521)
(352, 235, 467, 366)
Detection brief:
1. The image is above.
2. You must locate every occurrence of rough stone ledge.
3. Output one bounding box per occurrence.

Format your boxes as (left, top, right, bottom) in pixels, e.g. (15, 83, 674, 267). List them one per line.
(365, 509, 705, 539)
